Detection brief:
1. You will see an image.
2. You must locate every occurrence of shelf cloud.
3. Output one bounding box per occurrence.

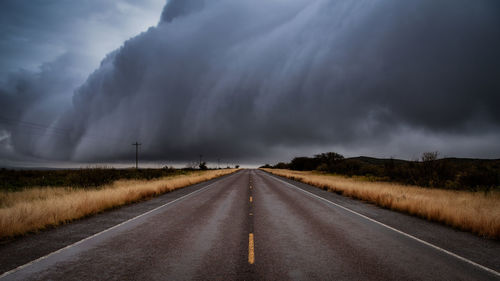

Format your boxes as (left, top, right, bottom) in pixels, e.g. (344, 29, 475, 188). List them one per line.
(1, 0, 500, 165)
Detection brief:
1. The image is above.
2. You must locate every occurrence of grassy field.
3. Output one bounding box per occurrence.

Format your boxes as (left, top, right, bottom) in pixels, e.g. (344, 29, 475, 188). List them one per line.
(262, 169, 500, 239)
(0, 169, 237, 239)
(0, 167, 190, 191)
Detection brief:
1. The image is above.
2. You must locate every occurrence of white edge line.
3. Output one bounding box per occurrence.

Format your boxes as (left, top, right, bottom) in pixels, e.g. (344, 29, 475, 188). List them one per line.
(0, 172, 238, 279)
(265, 172, 500, 278)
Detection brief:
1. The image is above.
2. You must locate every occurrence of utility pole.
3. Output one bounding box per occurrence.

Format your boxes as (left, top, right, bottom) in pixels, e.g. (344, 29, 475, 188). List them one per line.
(199, 154, 203, 166)
(217, 158, 220, 169)
(132, 142, 141, 169)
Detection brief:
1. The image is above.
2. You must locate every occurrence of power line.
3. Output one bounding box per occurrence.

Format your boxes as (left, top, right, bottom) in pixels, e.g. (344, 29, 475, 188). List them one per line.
(0, 115, 149, 167)
(0, 115, 73, 135)
(0, 114, 124, 144)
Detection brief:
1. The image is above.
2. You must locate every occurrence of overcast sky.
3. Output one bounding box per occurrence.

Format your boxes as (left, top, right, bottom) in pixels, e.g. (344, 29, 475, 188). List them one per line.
(1, 0, 499, 167)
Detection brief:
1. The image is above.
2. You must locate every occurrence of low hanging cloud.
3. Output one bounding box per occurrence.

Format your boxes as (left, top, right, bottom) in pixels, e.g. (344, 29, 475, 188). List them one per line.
(0, 53, 87, 162)
(4, 0, 500, 164)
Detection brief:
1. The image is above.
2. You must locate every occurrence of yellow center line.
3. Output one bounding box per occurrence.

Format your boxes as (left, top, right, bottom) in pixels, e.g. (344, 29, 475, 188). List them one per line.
(248, 233, 255, 264)
(249, 196, 253, 202)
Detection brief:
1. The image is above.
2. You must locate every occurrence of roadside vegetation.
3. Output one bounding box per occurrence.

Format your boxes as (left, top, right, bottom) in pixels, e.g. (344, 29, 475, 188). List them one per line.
(261, 152, 500, 192)
(0, 167, 191, 191)
(262, 169, 500, 239)
(0, 168, 237, 239)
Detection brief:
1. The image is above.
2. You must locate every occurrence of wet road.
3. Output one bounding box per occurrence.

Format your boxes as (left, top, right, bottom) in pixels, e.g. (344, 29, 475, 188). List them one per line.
(1, 170, 499, 280)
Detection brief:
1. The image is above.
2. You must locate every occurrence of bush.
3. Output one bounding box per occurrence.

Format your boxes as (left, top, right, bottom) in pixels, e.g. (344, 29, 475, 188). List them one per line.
(199, 162, 208, 170)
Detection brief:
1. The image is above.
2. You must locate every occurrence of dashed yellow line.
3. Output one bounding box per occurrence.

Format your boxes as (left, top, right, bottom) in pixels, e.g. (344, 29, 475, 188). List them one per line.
(249, 196, 253, 203)
(248, 233, 255, 264)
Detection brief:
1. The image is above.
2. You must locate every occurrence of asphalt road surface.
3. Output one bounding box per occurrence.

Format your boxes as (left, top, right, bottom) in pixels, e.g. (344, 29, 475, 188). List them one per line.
(1, 170, 499, 280)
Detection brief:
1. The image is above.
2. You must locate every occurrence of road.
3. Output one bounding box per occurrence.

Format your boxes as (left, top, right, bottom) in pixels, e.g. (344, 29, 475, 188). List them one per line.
(1, 170, 499, 280)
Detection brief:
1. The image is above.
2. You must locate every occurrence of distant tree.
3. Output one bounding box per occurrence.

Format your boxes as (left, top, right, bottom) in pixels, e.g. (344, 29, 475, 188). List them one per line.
(420, 151, 439, 186)
(314, 152, 344, 163)
(314, 152, 345, 172)
(260, 164, 272, 168)
(421, 151, 438, 162)
(199, 162, 208, 170)
(274, 162, 290, 169)
(290, 157, 318, 170)
(235, 165, 240, 169)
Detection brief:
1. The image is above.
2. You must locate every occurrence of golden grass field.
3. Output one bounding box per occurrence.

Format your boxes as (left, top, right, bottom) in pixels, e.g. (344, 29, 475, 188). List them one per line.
(262, 169, 500, 239)
(0, 169, 237, 239)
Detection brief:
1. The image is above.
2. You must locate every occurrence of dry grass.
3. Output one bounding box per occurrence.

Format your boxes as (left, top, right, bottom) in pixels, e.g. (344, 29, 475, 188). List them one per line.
(0, 169, 237, 239)
(262, 169, 500, 239)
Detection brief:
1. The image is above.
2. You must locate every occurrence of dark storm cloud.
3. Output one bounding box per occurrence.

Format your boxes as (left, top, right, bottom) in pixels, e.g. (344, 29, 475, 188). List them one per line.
(3, 0, 500, 164)
(0, 0, 163, 164)
(0, 53, 85, 159)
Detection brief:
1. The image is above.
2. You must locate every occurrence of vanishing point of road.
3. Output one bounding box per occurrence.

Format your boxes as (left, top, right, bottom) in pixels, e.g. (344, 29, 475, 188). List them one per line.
(1, 170, 499, 280)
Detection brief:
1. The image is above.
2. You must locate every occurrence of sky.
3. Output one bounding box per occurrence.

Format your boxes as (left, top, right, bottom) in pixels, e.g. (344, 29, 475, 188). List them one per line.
(1, 0, 499, 168)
